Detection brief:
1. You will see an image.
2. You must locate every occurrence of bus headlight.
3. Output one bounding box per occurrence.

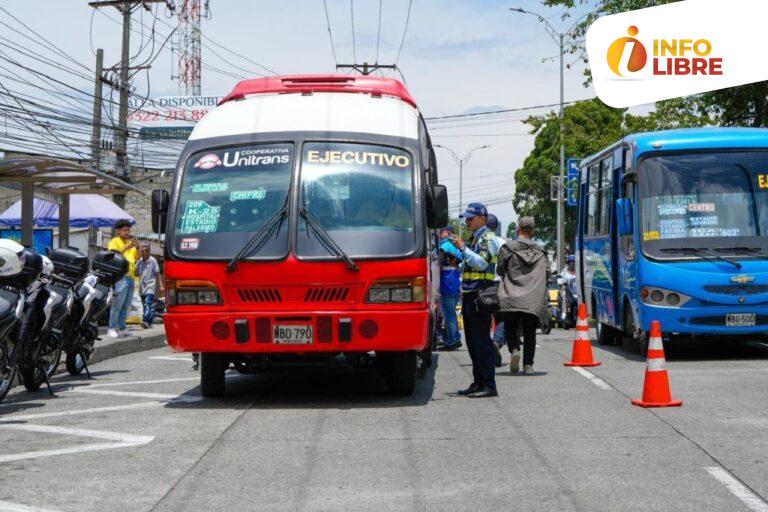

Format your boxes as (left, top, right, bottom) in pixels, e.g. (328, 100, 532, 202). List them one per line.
(166, 280, 221, 306)
(640, 287, 691, 308)
(366, 277, 426, 303)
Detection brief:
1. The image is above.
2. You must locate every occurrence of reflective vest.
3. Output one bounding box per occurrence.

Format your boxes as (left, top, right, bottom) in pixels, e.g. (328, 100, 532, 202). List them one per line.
(461, 228, 498, 291)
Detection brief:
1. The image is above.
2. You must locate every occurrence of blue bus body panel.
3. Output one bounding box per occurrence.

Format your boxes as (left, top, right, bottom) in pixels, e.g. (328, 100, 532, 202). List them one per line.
(576, 128, 768, 337)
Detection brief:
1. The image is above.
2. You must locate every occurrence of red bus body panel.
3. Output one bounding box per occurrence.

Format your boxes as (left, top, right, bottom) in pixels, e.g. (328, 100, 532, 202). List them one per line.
(163, 256, 435, 353)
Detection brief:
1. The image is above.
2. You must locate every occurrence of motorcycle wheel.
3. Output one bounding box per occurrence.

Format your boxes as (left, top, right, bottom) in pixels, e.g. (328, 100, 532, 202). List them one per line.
(65, 350, 87, 376)
(0, 338, 16, 402)
(20, 345, 62, 392)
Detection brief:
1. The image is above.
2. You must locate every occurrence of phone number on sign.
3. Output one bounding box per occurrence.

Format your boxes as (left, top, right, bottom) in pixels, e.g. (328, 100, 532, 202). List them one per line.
(127, 109, 210, 122)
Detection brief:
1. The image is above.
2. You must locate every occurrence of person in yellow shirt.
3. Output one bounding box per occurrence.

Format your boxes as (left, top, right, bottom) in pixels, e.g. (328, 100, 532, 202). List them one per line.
(107, 219, 139, 338)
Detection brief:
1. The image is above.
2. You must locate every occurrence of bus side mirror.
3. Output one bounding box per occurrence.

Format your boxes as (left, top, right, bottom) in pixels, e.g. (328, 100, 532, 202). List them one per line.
(151, 189, 170, 234)
(616, 198, 633, 236)
(427, 184, 448, 229)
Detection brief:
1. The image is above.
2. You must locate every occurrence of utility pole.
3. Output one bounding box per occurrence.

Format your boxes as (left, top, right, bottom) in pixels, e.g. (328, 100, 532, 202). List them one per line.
(558, 33, 565, 274)
(90, 49, 104, 172)
(89, 0, 174, 209)
(434, 145, 491, 240)
(509, 7, 586, 273)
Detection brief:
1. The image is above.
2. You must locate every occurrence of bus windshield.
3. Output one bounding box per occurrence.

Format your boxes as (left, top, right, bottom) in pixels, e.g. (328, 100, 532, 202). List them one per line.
(638, 151, 768, 259)
(296, 142, 416, 259)
(172, 143, 293, 258)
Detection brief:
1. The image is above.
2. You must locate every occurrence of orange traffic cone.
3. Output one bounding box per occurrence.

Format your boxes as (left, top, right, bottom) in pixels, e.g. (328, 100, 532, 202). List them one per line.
(631, 321, 682, 408)
(563, 303, 601, 367)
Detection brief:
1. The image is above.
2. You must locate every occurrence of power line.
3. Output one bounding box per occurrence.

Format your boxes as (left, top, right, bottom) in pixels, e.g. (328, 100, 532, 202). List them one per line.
(322, 0, 339, 67)
(424, 98, 591, 122)
(395, 0, 413, 65)
(375, 0, 382, 63)
(350, 0, 357, 64)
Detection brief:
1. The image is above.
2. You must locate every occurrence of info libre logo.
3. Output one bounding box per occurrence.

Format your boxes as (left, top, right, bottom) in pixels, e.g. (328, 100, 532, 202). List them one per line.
(607, 26, 723, 78)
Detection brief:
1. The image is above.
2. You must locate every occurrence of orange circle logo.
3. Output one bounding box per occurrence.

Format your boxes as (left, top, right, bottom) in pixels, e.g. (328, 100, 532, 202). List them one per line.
(607, 26, 648, 76)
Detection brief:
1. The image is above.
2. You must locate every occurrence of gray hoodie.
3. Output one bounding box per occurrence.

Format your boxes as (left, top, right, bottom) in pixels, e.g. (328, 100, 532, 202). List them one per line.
(496, 237, 549, 319)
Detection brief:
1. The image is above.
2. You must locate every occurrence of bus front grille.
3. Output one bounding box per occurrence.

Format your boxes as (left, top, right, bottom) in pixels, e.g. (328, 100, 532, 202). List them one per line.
(304, 287, 350, 302)
(704, 285, 768, 295)
(236, 288, 283, 303)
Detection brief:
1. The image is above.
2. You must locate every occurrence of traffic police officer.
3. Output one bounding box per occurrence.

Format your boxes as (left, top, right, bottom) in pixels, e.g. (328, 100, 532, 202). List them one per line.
(452, 203, 499, 398)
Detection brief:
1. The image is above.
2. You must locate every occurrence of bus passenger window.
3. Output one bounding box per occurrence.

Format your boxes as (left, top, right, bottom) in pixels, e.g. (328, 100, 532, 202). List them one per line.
(621, 181, 635, 259)
(598, 157, 613, 236)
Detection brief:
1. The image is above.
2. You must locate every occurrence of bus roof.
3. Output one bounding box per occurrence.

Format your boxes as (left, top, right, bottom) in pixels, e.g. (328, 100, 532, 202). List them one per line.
(581, 128, 768, 166)
(626, 128, 768, 155)
(219, 74, 418, 108)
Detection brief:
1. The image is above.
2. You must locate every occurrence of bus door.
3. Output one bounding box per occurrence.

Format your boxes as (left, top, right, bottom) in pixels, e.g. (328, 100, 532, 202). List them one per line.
(617, 149, 638, 330)
(607, 148, 624, 327)
(588, 154, 618, 326)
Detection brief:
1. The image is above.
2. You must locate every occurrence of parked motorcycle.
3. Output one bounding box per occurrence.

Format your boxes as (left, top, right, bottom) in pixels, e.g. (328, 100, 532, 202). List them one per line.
(0, 240, 44, 402)
(556, 274, 578, 329)
(61, 250, 127, 377)
(18, 248, 89, 393)
(152, 296, 166, 324)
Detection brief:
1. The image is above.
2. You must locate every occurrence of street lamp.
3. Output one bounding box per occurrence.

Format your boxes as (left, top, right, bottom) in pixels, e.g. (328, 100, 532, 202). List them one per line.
(509, 7, 585, 272)
(434, 144, 491, 239)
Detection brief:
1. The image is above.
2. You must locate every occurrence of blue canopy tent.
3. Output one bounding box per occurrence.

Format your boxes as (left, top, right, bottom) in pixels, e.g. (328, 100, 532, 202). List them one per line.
(0, 194, 135, 228)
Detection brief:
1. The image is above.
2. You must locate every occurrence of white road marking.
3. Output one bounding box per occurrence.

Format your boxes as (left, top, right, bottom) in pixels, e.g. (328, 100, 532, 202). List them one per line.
(0, 500, 59, 512)
(83, 377, 199, 388)
(67, 389, 182, 400)
(149, 356, 193, 362)
(570, 366, 612, 390)
(0, 397, 204, 423)
(0, 423, 154, 463)
(706, 467, 768, 512)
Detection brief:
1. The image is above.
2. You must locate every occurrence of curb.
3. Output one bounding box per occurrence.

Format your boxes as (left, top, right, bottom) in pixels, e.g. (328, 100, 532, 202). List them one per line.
(87, 332, 167, 366)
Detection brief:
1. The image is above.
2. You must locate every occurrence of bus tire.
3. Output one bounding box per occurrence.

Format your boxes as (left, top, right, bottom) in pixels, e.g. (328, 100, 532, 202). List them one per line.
(622, 304, 642, 353)
(386, 351, 417, 396)
(596, 321, 616, 346)
(200, 353, 227, 397)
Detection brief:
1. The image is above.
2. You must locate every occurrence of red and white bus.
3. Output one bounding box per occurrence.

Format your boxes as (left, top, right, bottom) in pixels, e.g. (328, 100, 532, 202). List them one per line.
(151, 75, 448, 396)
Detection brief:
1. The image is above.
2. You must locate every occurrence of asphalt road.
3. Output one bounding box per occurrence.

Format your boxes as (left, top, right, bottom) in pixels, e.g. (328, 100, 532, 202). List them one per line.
(1, 330, 768, 512)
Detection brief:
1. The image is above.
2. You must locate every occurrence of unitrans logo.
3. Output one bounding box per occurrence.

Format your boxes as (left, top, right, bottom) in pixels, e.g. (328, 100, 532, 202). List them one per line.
(607, 26, 723, 79)
(607, 26, 647, 77)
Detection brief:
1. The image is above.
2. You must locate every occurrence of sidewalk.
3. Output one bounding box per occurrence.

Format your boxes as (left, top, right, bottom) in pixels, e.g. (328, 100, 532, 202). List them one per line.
(91, 323, 168, 366)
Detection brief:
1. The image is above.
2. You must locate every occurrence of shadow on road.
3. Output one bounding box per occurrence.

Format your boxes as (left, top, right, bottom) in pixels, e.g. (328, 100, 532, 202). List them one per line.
(596, 338, 768, 362)
(166, 354, 439, 410)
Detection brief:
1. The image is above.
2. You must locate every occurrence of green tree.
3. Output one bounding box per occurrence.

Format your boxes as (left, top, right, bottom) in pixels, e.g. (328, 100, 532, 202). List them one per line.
(543, 0, 768, 127)
(514, 99, 634, 249)
(505, 221, 518, 239)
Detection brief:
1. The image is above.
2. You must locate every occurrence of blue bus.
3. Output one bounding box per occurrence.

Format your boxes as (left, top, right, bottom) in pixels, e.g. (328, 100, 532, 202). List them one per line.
(575, 128, 768, 353)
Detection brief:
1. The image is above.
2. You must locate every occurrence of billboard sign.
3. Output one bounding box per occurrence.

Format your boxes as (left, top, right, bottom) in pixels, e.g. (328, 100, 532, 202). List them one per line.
(127, 96, 222, 141)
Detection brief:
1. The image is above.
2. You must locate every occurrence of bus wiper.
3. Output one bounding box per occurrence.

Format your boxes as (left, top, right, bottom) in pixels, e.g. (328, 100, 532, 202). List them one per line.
(714, 246, 768, 258)
(299, 206, 359, 271)
(660, 247, 742, 269)
(225, 199, 289, 273)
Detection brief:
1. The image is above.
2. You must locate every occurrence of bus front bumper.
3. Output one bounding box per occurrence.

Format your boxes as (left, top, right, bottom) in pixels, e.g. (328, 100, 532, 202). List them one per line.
(163, 310, 430, 353)
(639, 303, 768, 336)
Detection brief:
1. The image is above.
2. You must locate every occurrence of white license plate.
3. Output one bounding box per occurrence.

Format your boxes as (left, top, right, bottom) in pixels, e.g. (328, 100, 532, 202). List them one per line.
(726, 313, 756, 327)
(273, 324, 313, 344)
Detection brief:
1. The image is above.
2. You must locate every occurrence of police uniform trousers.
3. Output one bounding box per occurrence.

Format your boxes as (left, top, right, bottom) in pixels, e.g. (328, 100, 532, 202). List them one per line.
(461, 291, 496, 392)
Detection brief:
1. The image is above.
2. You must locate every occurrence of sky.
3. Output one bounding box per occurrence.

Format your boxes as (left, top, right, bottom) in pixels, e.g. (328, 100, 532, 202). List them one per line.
(2, 0, 599, 233)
